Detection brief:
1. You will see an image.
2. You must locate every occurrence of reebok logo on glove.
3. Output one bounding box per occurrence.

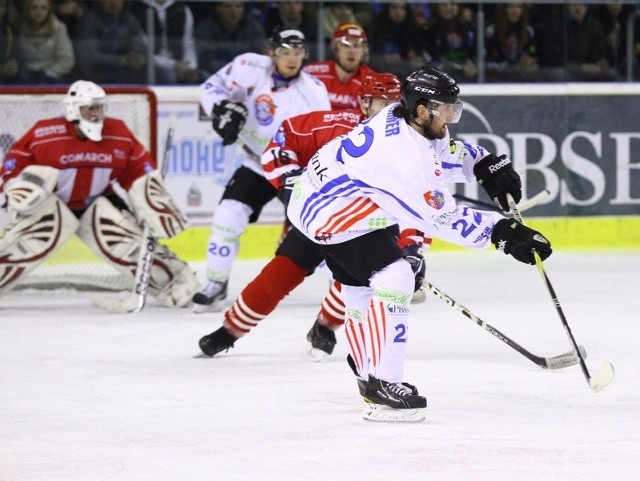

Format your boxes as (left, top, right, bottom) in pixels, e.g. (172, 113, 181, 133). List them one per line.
(487, 156, 511, 173)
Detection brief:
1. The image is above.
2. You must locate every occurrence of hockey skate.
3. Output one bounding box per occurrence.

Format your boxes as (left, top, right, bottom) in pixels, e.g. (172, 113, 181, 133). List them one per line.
(198, 326, 237, 357)
(192, 280, 228, 313)
(362, 375, 426, 423)
(346, 354, 419, 397)
(304, 319, 337, 361)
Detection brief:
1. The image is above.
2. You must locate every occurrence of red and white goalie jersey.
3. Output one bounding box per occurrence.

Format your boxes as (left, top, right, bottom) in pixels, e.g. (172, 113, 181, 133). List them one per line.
(0, 117, 154, 212)
(261, 109, 364, 191)
(304, 60, 376, 110)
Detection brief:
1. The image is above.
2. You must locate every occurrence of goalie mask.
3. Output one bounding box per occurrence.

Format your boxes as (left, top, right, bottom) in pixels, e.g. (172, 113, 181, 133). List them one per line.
(64, 80, 107, 141)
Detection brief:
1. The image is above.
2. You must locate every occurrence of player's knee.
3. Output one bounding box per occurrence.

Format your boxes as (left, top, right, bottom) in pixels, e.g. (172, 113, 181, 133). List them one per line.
(370, 258, 414, 301)
(210, 199, 253, 241)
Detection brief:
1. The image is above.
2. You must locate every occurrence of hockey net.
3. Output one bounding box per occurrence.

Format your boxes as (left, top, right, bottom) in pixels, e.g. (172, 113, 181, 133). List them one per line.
(0, 86, 157, 292)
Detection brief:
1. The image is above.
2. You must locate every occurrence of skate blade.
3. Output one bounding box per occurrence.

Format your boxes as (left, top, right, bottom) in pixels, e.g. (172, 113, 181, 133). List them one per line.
(192, 299, 226, 314)
(303, 341, 329, 362)
(362, 403, 426, 423)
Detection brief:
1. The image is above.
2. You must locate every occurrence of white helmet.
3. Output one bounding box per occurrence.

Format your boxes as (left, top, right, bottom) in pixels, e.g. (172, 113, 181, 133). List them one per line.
(64, 80, 107, 141)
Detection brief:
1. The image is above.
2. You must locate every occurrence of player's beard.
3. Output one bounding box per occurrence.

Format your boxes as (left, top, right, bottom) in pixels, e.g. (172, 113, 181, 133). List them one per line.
(418, 116, 447, 140)
(336, 58, 359, 74)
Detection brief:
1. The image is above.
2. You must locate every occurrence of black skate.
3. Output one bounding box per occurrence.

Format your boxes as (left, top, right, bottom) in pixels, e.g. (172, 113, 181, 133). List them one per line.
(304, 319, 337, 361)
(192, 280, 228, 313)
(198, 326, 237, 357)
(346, 354, 420, 397)
(363, 375, 426, 423)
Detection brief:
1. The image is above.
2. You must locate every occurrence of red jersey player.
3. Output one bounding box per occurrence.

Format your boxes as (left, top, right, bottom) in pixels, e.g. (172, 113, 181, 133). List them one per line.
(0, 80, 197, 306)
(197, 73, 429, 361)
(304, 22, 377, 110)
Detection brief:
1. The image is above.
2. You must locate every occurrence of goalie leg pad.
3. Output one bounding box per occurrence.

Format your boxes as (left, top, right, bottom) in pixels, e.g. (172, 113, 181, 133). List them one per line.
(0, 195, 78, 295)
(78, 197, 198, 307)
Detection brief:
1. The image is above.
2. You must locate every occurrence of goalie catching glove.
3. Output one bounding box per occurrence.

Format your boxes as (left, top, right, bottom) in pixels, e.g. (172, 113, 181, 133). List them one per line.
(474, 153, 522, 212)
(491, 219, 552, 265)
(128, 170, 189, 239)
(212, 100, 248, 146)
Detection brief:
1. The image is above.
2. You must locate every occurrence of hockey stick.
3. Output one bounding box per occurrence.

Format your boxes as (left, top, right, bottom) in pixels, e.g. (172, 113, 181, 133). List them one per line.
(92, 115, 175, 313)
(506, 193, 614, 392)
(425, 281, 585, 369)
(454, 189, 550, 214)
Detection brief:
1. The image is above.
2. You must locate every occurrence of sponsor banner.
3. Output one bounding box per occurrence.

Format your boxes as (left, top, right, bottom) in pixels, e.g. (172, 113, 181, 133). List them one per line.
(155, 91, 284, 226)
(454, 91, 640, 216)
(154, 86, 640, 221)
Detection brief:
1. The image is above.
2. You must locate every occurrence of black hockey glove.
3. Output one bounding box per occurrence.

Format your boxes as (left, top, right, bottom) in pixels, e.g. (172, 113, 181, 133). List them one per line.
(491, 218, 552, 265)
(211, 100, 248, 146)
(276, 168, 303, 207)
(473, 154, 522, 212)
(401, 243, 426, 293)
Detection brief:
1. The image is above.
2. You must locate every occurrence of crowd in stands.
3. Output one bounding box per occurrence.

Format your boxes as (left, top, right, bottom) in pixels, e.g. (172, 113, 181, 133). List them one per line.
(1, 0, 640, 85)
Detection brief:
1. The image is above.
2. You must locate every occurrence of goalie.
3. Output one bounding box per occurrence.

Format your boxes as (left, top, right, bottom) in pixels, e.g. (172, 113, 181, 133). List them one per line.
(0, 80, 198, 307)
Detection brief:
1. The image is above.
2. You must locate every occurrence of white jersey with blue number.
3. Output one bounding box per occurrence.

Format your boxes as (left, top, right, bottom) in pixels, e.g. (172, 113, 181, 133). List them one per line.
(200, 53, 331, 176)
(286, 103, 505, 249)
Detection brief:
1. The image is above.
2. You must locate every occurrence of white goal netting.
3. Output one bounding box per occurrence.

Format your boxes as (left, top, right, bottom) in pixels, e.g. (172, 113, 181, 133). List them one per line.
(0, 86, 157, 292)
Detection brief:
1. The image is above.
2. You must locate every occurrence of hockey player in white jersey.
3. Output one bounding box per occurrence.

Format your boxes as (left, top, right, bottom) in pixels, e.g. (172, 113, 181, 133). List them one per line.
(194, 27, 331, 312)
(287, 66, 553, 422)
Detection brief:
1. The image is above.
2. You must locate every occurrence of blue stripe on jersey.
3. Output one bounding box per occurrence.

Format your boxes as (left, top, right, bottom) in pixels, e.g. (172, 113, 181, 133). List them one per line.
(300, 174, 424, 232)
(442, 161, 463, 169)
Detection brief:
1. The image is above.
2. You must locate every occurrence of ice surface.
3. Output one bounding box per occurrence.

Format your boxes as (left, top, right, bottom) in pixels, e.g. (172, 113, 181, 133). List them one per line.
(1, 251, 639, 481)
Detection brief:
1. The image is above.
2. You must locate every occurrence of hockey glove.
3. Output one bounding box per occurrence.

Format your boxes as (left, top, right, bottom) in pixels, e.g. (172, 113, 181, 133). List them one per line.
(473, 154, 522, 211)
(401, 243, 426, 293)
(491, 218, 552, 265)
(211, 100, 248, 146)
(276, 168, 303, 207)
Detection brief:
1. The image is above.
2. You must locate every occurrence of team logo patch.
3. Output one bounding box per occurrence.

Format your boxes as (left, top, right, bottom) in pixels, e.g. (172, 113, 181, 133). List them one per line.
(434, 168, 441, 177)
(255, 94, 276, 126)
(275, 125, 286, 147)
(423, 190, 445, 210)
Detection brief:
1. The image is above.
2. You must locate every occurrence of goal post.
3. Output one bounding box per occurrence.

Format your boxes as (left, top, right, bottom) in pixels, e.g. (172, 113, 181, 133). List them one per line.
(0, 86, 158, 292)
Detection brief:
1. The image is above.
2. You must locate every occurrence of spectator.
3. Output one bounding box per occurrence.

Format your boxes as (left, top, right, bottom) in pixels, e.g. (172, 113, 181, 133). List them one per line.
(419, 1, 478, 82)
(131, 0, 199, 84)
(263, 1, 318, 60)
(595, 2, 637, 77)
(52, 0, 85, 39)
(0, 0, 21, 83)
(323, 2, 356, 44)
(368, 1, 423, 78)
(484, 2, 539, 82)
(17, 0, 75, 84)
(535, 3, 618, 81)
(194, 1, 267, 79)
(305, 22, 376, 110)
(75, 0, 148, 84)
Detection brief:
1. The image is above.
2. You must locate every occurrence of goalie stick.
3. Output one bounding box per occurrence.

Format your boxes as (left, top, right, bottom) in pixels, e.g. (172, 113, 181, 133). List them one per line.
(91, 115, 175, 313)
(506, 193, 614, 393)
(425, 281, 585, 370)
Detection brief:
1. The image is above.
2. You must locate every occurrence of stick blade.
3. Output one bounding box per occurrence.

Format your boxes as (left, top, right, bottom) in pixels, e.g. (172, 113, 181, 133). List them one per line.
(91, 293, 144, 313)
(589, 362, 615, 393)
(545, 345, 587, 370)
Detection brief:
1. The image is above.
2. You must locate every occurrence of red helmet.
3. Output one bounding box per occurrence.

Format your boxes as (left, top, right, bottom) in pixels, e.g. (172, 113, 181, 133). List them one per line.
(357, 73, 401, 101)
(332, 22, 367, 45)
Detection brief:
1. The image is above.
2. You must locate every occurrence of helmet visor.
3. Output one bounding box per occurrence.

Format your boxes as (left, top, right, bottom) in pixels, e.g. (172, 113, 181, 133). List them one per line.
(428, 99, 463, 124)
